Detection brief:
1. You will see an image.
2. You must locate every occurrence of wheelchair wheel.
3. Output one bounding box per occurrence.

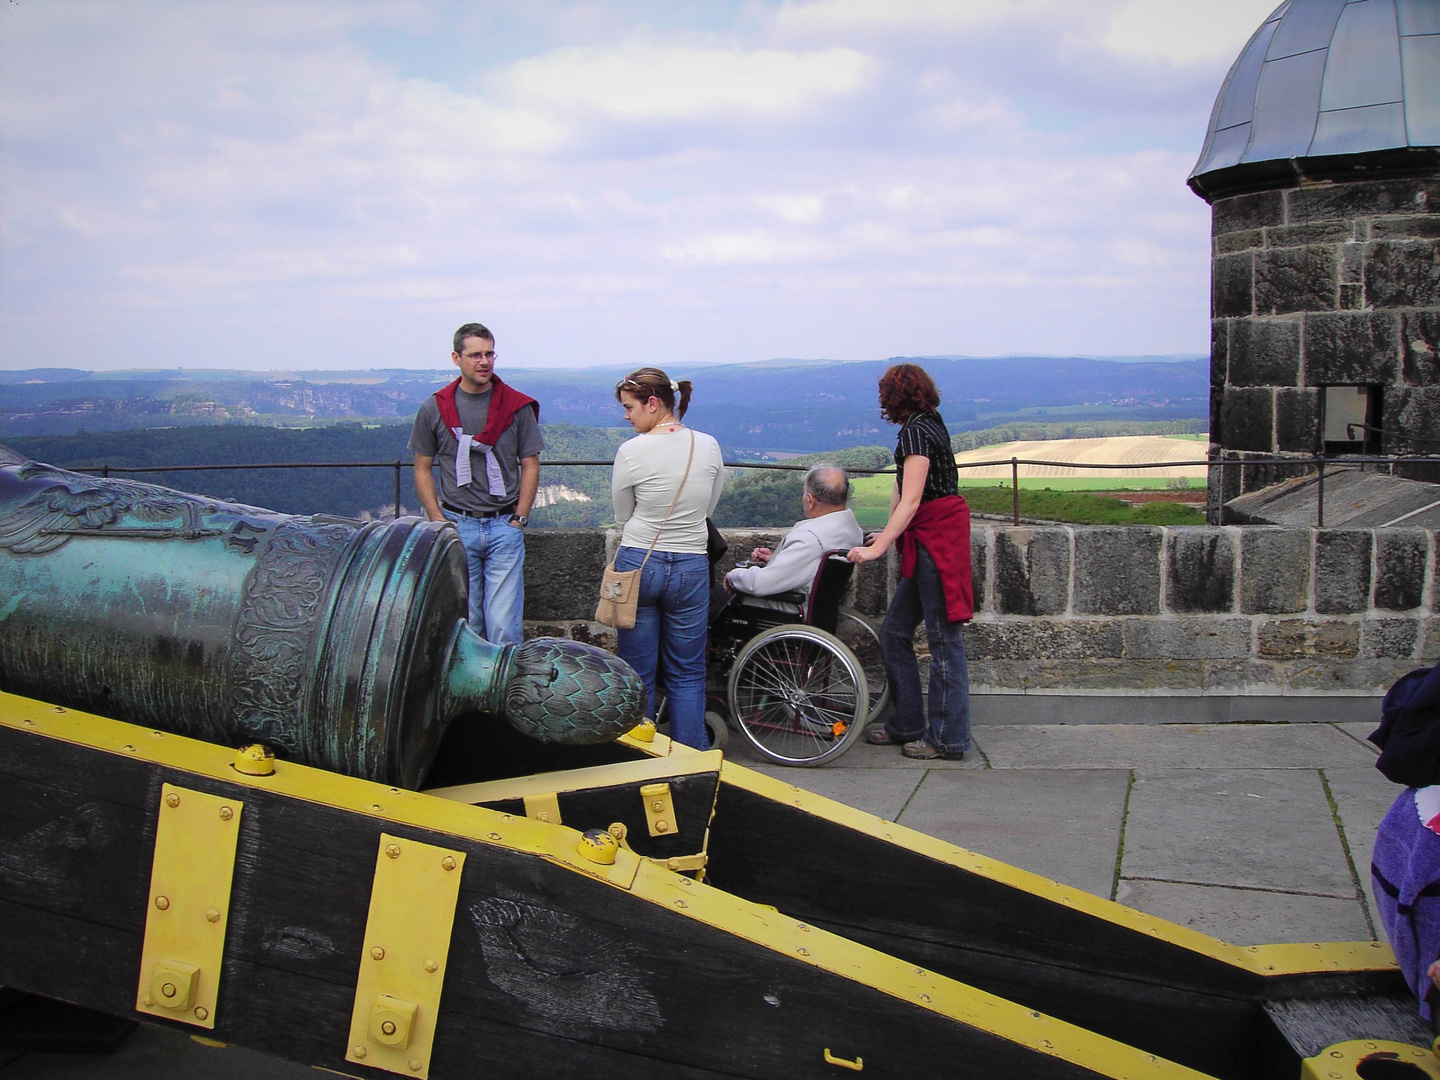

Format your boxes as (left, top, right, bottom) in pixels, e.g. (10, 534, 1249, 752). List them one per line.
(727, 624, 868, 767)
(704, 710, 730, 753)
(835, 607, 891, 727)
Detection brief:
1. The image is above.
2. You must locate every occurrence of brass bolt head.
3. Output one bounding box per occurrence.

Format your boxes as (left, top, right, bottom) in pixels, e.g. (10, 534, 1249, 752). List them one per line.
(353, 1046, 368, 1060)
(381, 1021, 397, 1037)
(423, 960, 438, 973)
(160, 982, 178, 999)
(206, 908, 221, 923)
(655, 820, 670, 833)
(441, 856, 457, 871)
(154, 895, 171, 911)
(219, 806, 234, 821)
(194, 1007, 209, 1021)
(370, 946, 385, 961)
(408, 1058, 423, 1072)
(165, 793, 181, 808)
(651, 800, 664, 812)
(385, 844, 401, 859)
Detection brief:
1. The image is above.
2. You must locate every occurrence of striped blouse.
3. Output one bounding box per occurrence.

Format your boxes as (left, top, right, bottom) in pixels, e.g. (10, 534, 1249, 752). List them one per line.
(894, 411, 958, 503)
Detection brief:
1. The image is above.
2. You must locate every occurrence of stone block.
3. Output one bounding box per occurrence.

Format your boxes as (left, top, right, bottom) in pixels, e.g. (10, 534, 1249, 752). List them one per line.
(1361, 618, 1421, 659)
(1213, 254, 1253, 319)
(963, 619, 1122, 661)
(1254, 246, 1337, 315)
(1274, 388, 1320, 453)
(978, 658, 1204, 692)
(1266, 221, 1352, 246)
(1401, 310, 1440, 385)
(1364, 239, 1440, 309)
(970, 527, 988, 615)
(1240, 528, 1311, 613)
(1301, 311, 1400, 385)
(1423, 619, 1440, 661)
(1166, 528, 1236, 612)
(1257, 618, 1360, 660)
(849, 557, 889, 619)
(1340, 241, 1365, 284)
(523, 528, 610, 620)
(1283, 657, 1415, 692)
(1371, 215, 1440, 240)
(1073, 527, 1162, 616)
(1383, 387, 1440, 456)
(994, 527, 1070, 615)
(1122, 617, 1251, 660)
(1201, 659, 1287, 693)
(1314, 530, 1373, 614)
(1211, 321, 1229, 388)
(1218, 389, 1273, 453)
(1287, 177, 1439, 223)
(1374, 529, 1427, 611)
(1214, 189, 1285, 233)
(1227, 317, 1301, 386)
(1217, 229, 1263, 254)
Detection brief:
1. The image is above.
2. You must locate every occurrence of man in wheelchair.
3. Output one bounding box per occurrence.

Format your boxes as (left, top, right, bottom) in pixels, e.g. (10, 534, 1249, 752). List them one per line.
(718, 464, 862, 618)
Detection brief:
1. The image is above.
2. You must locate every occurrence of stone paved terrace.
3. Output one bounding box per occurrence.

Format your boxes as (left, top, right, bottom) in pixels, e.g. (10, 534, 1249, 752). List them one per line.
(1, 711, 1410, 1078)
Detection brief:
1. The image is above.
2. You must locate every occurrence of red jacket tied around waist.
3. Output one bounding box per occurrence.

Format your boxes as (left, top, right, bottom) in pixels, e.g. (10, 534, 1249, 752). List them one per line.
(896, 495, 972, 622)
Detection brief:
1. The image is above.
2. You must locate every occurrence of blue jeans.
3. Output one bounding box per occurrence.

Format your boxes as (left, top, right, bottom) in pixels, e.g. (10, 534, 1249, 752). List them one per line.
(614, 547, 710, 750)
(444, 511, 526, 646)
(881, 543, 971, 754)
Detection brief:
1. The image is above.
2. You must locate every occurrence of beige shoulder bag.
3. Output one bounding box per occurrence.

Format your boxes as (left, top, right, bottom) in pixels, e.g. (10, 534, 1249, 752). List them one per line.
(596, 431, 696, 629)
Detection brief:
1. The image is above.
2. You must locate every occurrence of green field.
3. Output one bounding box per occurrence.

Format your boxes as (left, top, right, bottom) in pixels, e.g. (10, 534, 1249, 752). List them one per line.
(850, 476, 1205, 527)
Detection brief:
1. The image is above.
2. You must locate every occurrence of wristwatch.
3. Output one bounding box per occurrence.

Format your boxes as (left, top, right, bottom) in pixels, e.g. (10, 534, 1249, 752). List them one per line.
(509, 514, 528, 528)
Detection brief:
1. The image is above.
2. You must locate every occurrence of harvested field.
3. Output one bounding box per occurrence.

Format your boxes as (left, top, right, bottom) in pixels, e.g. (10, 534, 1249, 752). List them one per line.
(952, 436, 1207, 481)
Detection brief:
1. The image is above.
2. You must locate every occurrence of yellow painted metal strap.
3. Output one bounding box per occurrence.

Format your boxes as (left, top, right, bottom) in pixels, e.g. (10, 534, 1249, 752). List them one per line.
(1301, 1039, 1440, 1079)
(346, 834, 465, 1079)
(136, 784, 243, 1029)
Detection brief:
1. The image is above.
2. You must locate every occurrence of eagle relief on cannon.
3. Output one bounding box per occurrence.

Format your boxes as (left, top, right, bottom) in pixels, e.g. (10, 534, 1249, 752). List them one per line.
(0, 444, 1434, 1080)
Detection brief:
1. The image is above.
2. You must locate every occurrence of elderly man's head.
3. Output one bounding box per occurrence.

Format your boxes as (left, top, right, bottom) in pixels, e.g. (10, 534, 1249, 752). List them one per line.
(802, 464, 850, 517)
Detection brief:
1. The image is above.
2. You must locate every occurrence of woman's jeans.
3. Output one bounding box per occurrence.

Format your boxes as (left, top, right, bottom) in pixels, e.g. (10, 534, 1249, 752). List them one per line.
(614, 547, 711, 750)
(881, 543, 972, 754)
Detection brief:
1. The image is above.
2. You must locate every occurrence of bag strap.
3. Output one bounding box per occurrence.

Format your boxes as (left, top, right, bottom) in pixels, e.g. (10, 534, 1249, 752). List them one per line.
(638, 430, 696, 571)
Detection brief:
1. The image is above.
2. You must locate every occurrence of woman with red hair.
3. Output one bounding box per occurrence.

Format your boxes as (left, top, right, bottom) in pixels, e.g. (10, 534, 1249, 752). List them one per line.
(847, 363, 972, 760)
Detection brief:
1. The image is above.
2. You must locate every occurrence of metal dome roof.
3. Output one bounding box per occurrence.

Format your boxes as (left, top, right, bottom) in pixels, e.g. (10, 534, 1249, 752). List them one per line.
(1191, 0, 1440, 182)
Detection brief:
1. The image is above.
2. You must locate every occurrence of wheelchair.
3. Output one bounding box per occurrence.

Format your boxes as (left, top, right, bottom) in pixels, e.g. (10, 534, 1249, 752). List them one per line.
(703, 550, 890, 767)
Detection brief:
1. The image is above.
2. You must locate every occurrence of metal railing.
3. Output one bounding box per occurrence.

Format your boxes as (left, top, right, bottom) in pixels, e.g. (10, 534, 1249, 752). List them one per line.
(67, 452, 1440, 527)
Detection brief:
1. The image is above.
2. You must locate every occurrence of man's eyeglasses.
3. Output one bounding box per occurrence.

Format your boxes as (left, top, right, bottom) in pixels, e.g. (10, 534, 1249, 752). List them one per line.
(464, 350, 497, 361)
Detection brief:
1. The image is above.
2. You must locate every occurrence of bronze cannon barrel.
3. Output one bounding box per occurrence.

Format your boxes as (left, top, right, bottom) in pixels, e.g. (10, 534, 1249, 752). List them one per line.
(0, 452, 643, 787)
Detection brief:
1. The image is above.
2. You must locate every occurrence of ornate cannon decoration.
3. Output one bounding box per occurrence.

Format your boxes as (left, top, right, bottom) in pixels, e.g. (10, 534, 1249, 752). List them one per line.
(0, 447, 643, 788)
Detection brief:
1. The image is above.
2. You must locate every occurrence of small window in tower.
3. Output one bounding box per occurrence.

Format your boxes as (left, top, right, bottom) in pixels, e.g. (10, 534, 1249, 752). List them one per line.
(1321, 385, 1380, 456)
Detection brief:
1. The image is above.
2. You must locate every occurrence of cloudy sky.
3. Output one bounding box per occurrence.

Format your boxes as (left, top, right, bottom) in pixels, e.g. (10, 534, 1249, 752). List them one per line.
(0, 0, 1281, 372)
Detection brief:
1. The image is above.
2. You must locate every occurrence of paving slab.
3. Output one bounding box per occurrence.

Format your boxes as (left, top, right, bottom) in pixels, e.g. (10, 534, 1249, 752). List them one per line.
(895, 769, 1130, 898)
(1112, 879, 1374, 946)
(1122, 768, 1355, 894)
(749, 764, 924, 820)
(1336, 721, 1382, 752)
(1326, 766, 1407, 935)
(980, 722, 1375, 770)
(0, 1022, 312, 1079)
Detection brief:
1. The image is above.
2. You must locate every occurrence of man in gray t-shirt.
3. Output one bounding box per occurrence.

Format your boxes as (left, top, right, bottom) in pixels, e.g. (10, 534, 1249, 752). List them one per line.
(408, 322, 544, 645)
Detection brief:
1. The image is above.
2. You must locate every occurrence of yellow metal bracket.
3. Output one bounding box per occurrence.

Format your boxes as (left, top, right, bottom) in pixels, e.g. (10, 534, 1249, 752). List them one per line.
(1301, 1039, 1440, 1079)
(346, 834, 465, 1078)
(135, 784, 243, 1029)
(640, 782, 676, 837)
(824, 1047, 864, 1071)
(522, 792, 561, 825)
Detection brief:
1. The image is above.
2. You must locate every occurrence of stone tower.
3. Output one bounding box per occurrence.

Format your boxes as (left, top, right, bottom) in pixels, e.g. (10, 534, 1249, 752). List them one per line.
(1190, 0, 1440, 523)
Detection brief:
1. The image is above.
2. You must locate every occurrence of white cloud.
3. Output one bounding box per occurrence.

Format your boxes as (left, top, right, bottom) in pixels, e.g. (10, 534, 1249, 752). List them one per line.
(498, 41, 874, 121)
(1102, 0, 1285, 65)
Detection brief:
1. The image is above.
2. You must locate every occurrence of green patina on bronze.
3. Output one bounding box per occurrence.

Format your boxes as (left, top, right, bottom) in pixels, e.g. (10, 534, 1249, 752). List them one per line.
(0, 451, 643, 788)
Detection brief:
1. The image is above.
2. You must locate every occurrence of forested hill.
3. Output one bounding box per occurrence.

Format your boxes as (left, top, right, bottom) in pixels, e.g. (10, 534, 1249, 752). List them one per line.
(2, 355, 1207, 450)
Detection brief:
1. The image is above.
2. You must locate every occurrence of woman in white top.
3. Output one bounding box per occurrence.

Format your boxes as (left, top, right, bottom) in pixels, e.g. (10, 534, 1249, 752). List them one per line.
(611, 367, 726, 749)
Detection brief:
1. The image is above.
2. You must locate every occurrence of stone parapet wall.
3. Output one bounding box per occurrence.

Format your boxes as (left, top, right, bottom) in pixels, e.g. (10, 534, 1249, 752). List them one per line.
(519, 525, 1436, 698)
